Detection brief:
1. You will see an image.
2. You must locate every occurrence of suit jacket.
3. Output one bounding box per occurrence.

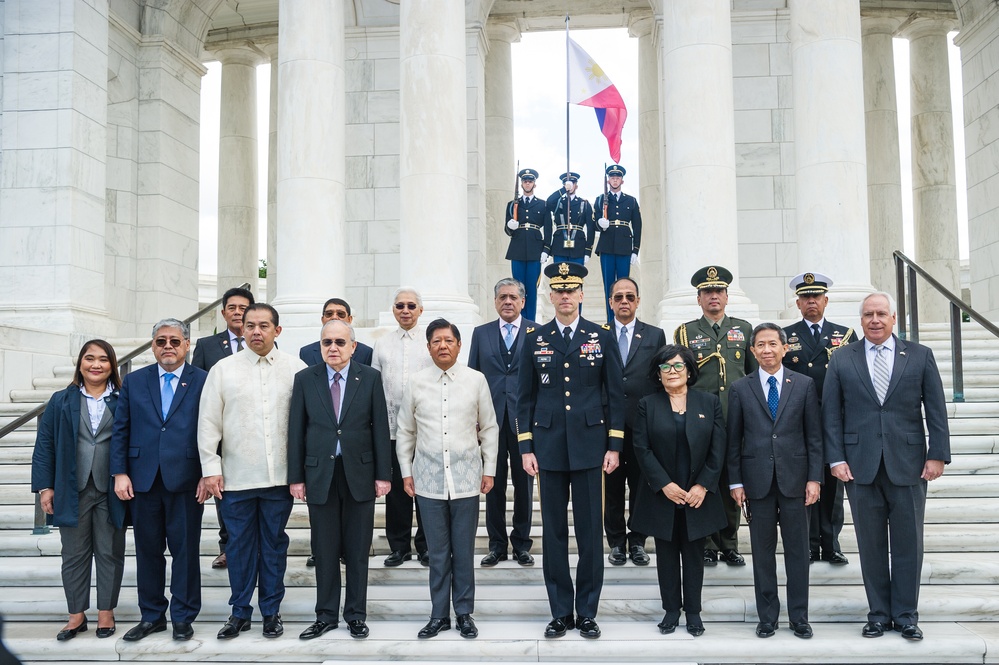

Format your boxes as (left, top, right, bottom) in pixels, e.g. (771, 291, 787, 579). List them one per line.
(822, 335, 950, 486)
(782, 319, 857, 401)
(299, 340, 373, 368)
(31, 386, 125, 528)
(619, 319, 667, 430)
(516, 317, 625, 471)
(287, 362, 392, 504)
(109, 363, 207, 494)
(467, 318, 537, 430)
(191, 330, 236, 371)
(727, 369, 823, 500)
(629, 390, 727, 542)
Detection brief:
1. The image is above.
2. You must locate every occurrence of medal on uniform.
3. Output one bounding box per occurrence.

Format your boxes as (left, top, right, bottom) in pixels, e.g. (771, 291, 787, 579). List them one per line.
(541, 373, 550, 384)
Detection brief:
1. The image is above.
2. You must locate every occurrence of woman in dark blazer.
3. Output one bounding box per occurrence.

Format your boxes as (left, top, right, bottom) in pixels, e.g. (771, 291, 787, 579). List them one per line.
(630, 344, 727, 637)
(30, 340, 126, 640)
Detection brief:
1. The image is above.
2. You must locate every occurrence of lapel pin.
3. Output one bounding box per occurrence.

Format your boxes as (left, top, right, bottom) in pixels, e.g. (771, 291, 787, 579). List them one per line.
(786, 378, 791, 384)
(635, 333, 642, 339)
(698, 413, 705, 419)
(900, 351, 906, 356)
(181, 383, 188, 387)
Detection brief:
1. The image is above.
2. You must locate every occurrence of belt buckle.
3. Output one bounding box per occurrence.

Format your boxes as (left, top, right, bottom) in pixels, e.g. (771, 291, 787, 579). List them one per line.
(563, 240, 575, 249)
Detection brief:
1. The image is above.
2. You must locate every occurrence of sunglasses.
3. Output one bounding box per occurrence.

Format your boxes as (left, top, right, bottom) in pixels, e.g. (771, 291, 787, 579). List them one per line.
(612, 293, 637, 303)
(321, 338, 350, 348)
(154, 338, 183, 348)
(659, 362, 687, 373)
(394, 302, 418, 311)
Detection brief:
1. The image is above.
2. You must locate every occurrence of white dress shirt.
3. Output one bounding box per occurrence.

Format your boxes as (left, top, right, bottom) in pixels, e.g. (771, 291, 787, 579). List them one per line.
(864, 336, 896, 379)
(499, 315, 523, 339)
(614, 318, 633, 358)
(371, 325, 433, 439)
(80, 383, 113, 434)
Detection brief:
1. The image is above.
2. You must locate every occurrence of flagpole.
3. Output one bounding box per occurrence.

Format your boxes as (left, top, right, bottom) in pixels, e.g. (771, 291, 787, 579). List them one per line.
(565, 12, 570, 180)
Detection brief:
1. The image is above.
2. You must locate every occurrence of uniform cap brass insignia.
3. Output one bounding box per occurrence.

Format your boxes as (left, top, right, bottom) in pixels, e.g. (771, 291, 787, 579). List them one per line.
(804, 273, 815, 284)
(707, 267, 718, 279)
(559, 262, 570, 276)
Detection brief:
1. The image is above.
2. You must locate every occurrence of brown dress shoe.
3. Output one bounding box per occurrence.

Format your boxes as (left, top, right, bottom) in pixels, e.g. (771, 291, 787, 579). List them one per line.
(212, 553, 227, 569)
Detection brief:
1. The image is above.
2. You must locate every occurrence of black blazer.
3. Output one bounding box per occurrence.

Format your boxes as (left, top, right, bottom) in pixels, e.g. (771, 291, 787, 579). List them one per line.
(287, 362, 392, 504)
(629, 390, 727, 542)
(619, 319, 667, 430)
(727, 369, 823, 500)
(467, 318, 536, 429)
(191, 330, 236, 371)
(299, 340, 373, 367)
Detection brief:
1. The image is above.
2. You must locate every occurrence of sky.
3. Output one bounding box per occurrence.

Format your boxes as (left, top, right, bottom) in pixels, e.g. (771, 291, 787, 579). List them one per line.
(196, 29, 969, 275)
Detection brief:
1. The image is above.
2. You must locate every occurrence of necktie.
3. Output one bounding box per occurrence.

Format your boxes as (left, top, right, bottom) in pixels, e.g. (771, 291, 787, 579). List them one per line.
(236, 337, 244, 352)
(873, 345, 891, 404)
(619, 325, 629, 362)
(161, 373, 175, 420)
(712, 323, 720, 336)
(563, 326, 572, 346)
(503, 323, 515, 350)
(811, 324, 821, 343)
(767, 375, 779, 421)
(331, 372, 342, 421)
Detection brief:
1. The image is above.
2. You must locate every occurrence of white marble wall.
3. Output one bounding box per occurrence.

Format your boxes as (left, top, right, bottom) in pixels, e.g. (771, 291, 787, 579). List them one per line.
(466, 27, 489, 312)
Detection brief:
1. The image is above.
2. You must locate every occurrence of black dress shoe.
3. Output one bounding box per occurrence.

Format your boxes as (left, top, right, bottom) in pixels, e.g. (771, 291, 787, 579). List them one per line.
(686, 613, 705, 637)
(862, 621, 890, 638)
(456, 614, 478, 639)
(513, 550, 535, 566)
(822, 551, 849, 565)
(262, 614, 283, 638)
(896, 623, 923, 640)
(657, 610, 680, 634)
(347, 619, 369, 639)
(719, 549, 746, 566)
(809, 550, 819, 564)
(306, 554, 316, 567)
(755, 621, 778, 638)
(608, 546, 627, 565)
(384, 550, 412, 567)
(96, 621, 116, 639)
(212, 553, 227, 569)
(703, 549, 718, 566)
(217, 616, 251, 640)
(56, 619, 88, 641)
(480, 551, 507, 567)
(577, 617, 601, 639)
(791, 622, 813, 638)
(123, 618, 167, 642)
(418, 551, 430, 566)
(544, 615, 574, 638)
(629, 545, 651, 566)
(172, 622, 193, 641)
(417, 617, 450, 639)
(299, 620, 337, 640)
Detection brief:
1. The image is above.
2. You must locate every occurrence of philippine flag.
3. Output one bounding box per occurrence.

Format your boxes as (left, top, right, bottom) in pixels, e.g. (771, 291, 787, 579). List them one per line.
(567, 37, 628, 163)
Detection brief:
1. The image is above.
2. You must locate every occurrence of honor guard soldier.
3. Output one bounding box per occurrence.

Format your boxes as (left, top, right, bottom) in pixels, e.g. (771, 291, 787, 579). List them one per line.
(673, 265, 756, 567)
(517, 261, 625, 640)
(782, 272, 857, 566)
(505, 168, 547, 321)
(594, 164, 643, 322)
(544, 173, 594, 267)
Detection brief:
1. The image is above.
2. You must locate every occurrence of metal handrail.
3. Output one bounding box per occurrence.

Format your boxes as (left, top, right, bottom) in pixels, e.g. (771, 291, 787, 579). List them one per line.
(0, 282, 250, 441)
(894, 251, 999, 402)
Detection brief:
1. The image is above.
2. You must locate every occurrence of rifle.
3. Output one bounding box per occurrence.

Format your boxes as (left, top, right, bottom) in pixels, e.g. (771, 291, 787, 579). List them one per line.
(602, 162, 609, 221)
(512, 160, 520, 222)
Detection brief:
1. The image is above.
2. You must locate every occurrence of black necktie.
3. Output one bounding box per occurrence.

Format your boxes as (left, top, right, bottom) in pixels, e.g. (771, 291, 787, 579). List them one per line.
(712, 323, 720, 336)
(811, 323, 821, 343)
(563, 326, 572, 346)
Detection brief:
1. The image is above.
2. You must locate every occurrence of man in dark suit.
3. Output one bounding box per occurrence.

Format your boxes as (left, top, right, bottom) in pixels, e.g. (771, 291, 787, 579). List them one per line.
(604, 277, 665, 566)
(728, 322, 823, 639)
(823, 292, 950, 641)
(468, 278, 536, 567)
(593, 165, 642, 322)
(517, 261, 625, 640)
(544, 173, 595, 267)
(111, 318, 209, 642)
(505, 168, 547, 321)
(191, 285, 254, 569)
(299, 298, 373, 367)
(288, 320, 392, 641)
(782, 272, 857, 566)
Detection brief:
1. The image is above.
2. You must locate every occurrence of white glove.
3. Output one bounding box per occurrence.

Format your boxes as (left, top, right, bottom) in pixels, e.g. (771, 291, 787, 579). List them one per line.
(631, 253, 640, 266)
(597, 218, 610, 230)
(584, 255, 590, 266)
(540, 252, 550, 264)
(507, 219, 519, 231)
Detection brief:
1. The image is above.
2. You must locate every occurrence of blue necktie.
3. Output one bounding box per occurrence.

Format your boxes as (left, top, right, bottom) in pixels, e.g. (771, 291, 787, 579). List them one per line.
(619, 325, 628, 362)
(767, 375, 779, 421)
(503, 323, 515, 350)
(161, 372, 175, 420)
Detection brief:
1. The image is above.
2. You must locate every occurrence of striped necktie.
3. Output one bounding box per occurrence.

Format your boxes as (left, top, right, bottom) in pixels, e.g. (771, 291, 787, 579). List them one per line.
(872, 345, 891, 404)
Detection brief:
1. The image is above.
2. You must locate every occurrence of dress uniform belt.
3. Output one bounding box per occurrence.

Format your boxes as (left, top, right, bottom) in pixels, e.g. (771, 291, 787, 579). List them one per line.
(607, 221, 631, 227)
(555, 224, 586, 232)
(517, 223, 543, 231)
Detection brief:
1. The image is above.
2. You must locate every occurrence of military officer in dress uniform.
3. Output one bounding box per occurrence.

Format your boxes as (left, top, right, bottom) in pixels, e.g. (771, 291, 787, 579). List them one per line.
(517, 261, 625, 640)
(505, 168, 547, 322)
(674, 265, 757, 567)
(544, 173, 594, 267)
(593, 164, 643, 322)
(782, 272, 857, 566)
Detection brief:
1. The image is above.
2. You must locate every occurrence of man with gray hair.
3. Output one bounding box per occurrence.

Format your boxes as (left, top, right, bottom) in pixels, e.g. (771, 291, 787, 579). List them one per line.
(372, 288, 434, 566)
(111, 318, 210, 642)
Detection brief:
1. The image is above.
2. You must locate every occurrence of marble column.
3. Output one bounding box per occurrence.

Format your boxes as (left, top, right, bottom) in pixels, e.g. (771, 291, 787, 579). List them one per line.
(900, 14, 961, 322)
(862, 15, 905, 294)
(484, 21, 519, 305)
(630, 12, 663, 323)
(214, 45, 261, 298)
(262, 42, 279, 301)
(658, 0, 757, 329)
(789, 0, 874, 321)
(399, 0, 478, 324)
(272, 0, 346, 349)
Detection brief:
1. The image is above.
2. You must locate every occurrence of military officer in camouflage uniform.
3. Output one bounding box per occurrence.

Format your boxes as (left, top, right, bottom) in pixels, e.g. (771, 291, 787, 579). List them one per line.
(505, 168, 547, 321)
(544, 173, 594, 267)
(782, 272, 857, 566)
(673, 265, 756, 567)
(593, 164, 642, 322)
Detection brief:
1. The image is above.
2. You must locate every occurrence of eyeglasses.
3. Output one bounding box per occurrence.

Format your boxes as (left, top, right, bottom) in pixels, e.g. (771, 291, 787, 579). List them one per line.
(394, 302, 418, 311)
(612, 293, 637, 303)
(321, 338, 350, 348)
(659, 362, 687, 373)
(154, 338, 183, 348)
